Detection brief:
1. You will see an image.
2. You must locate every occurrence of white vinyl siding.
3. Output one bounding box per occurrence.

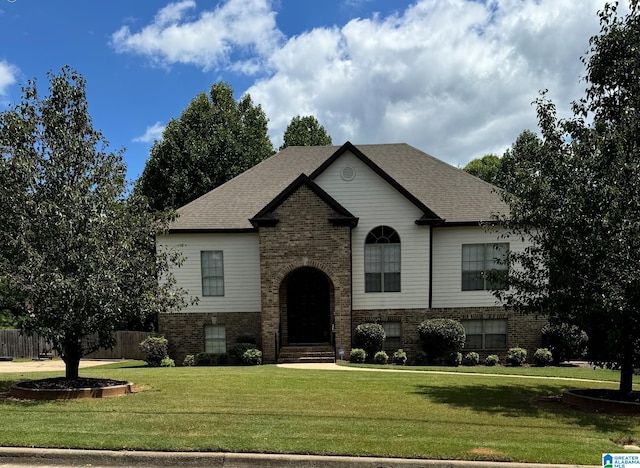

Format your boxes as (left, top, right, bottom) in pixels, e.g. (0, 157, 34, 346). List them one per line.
(432, 226, 527, 308)
(157, 233, 261, 313)
(314, 151, 429, 310)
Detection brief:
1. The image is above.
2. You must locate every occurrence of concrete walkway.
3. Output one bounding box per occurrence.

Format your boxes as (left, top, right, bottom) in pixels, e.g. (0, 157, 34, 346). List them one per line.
(277, 362, 613, 384)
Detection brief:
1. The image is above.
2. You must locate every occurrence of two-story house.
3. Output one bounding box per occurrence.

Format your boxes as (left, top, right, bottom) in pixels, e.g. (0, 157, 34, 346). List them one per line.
(158, 142, 545, 364)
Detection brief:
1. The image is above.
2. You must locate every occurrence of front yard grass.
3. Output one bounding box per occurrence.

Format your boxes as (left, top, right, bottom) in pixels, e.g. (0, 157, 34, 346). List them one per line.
(0, 361, 637, 465)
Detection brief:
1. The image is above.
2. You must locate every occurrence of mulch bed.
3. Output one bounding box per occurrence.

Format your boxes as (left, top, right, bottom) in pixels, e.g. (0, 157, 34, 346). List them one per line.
(572, 389, 640, 403)
(17, 377, 128, 390)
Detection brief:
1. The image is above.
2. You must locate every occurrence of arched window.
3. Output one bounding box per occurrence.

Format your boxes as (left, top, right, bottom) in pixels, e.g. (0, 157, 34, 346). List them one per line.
(364, 226, 401, 292)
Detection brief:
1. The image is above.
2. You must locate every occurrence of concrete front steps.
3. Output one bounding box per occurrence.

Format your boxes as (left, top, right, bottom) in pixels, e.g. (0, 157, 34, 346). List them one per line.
(277, 345, 335, 364)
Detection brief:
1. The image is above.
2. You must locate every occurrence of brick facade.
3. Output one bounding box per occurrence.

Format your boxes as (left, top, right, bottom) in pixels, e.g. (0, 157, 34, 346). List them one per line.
(258, 185, 352, 363)
(353, 307, 547, 363)
(160, 185, 547, 365)
(159, 312, 261, 365)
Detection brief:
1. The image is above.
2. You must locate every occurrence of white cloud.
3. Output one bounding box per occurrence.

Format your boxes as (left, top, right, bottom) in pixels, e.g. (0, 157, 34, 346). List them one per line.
(0, 60, 18, 96)
(248, 0, 604, 165)
(133, 121, 165, 143)
(110, 0, 283, 72)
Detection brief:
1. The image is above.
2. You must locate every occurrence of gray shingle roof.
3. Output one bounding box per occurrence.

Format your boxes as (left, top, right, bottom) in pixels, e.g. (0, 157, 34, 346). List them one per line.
(169, 142, 507, 231)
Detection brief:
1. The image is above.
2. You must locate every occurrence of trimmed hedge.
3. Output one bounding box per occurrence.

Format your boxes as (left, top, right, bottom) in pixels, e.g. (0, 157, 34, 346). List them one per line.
(485, 354, 500, 366)
(374, 350, 389, 364)
(350, 348, 367, 363)
(139, 336, 169, 367)
(533, 348, 553, 367)
(462, 352, 480, 366)
(506, 347, 527, 366)
(353, 323, 385, 361)
(417, 319, 465, 365)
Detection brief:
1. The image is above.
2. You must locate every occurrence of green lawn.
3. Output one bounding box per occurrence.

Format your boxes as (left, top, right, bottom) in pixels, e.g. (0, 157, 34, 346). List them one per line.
(0, 361, 638, 465)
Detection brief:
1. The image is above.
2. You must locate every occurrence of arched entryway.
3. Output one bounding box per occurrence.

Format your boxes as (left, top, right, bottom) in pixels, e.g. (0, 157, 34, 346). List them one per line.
(282, 267, 332, 344)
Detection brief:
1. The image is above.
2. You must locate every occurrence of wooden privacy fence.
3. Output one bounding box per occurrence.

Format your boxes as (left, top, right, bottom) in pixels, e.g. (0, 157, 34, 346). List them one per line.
(0, 330, 150, 360)
(0, 330, 53, 358)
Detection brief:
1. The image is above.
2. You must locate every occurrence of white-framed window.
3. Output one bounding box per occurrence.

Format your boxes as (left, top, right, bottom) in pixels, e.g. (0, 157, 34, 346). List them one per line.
(382, 321, 401, 352)
(461, 243, 509, 291)
(204, 324, 226, 354)
(365, 226, 401, 292)
(201, 251, 224, 296)
(462, 319, 507, 349)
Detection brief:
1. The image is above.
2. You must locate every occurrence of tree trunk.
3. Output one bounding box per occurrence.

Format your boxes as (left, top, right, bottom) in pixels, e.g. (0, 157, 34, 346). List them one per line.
(62, 340, 82, 380)
(619, 359, 634, 395)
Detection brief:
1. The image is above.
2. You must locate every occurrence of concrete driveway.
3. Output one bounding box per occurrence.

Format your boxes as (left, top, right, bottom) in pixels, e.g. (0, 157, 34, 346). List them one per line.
(0, 359, 122, 373)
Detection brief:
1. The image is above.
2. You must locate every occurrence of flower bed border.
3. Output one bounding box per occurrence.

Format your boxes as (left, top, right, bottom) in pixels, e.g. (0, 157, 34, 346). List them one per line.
(10, 381, 133, 400)
(562, 389, 640, 414)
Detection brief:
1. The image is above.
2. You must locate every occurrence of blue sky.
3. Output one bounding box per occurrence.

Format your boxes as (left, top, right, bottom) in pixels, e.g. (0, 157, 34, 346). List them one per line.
(0, 0, 607, 182)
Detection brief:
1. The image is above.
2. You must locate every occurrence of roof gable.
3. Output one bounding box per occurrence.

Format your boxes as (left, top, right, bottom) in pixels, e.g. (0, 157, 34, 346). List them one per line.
(309, 142, 443, 224)
(249, 174, 358, 228)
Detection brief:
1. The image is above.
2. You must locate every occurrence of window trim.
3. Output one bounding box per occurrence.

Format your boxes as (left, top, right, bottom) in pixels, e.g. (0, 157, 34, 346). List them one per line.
(201, 250, 225, 297)
(461, 243, 509, 291)
(204, 324, 226, 354)
(365, 226, 401, 293)
(461, 319, 507, 350)
(381, 321, 402, 353)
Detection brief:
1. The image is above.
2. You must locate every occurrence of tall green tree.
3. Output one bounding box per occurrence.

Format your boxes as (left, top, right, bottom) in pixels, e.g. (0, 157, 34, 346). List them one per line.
(495, 1, 640, 394)
(279, 115, 332, 151)
(136, 82, 274, 211)
(0, 67, 188, 379)
(462, 153, 502, 186)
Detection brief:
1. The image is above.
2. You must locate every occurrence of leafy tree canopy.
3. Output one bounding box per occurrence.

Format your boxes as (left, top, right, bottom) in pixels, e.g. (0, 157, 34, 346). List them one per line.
(462, 153, 502, 186)
(495, 1, 640, 393)
(0, 67, 188, 379)
(279, 115, 332, 151)
(136, 82, 274, 211)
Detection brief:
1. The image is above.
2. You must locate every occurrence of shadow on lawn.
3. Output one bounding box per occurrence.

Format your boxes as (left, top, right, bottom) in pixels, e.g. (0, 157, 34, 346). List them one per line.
(414, 382, 637, 433)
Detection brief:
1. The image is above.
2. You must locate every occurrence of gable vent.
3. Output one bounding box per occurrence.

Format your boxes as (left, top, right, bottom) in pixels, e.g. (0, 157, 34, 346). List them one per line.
(341, 165, 356, 181)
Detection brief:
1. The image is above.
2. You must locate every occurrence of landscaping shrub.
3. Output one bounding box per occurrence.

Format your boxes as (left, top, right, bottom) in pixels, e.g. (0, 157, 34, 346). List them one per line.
(353, 323, 385, 360)
(533, 348, 553, 367)
(392, 349, 407, 365)
(462, 352, 480, 366)
(241, 348, 262, 366)
(182, 355, 195, 367)
(139, 336, 169, 367)
(216, 353, 229, 365)
(350, 348, 367, 363)
(541, 322, 588, 365)
(417, 319, 465, 365)
(485, 354, 500, 366)
(374, 350, 389, 364)
(448, 352, 462, 367)
(414, 350, 428, 366)
(194, 352, 212, 366)
(506, 347, 528, 366)
(228, 343, 258, 365)
(160, 357, 175, 367)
